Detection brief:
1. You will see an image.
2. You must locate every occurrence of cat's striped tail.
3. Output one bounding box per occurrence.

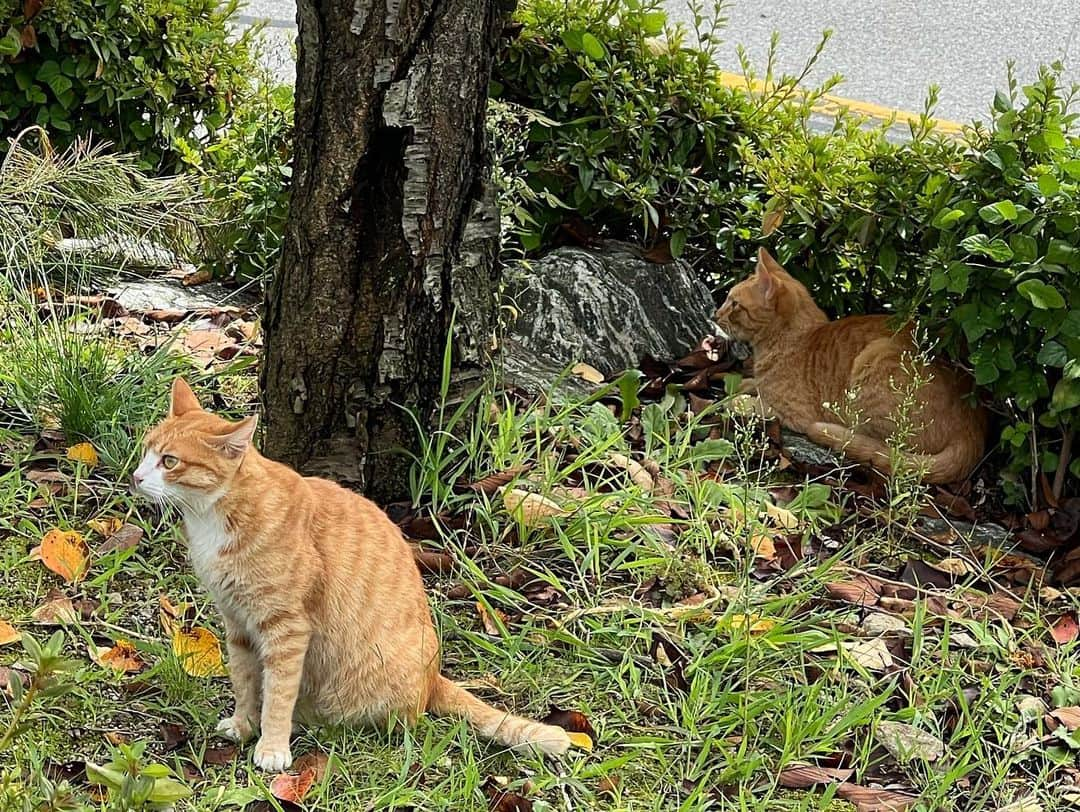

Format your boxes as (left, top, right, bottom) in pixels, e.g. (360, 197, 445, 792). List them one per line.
(427, 675, 572, 756)
(806, 422, 980, 484)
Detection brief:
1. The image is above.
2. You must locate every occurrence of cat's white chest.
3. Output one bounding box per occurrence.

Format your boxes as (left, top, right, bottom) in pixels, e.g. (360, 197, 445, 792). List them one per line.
(183, 510, 231, 582)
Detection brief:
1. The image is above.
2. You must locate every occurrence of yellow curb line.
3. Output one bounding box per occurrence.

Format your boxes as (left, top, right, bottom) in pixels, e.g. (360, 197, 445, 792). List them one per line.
(717, 71, 966, 137)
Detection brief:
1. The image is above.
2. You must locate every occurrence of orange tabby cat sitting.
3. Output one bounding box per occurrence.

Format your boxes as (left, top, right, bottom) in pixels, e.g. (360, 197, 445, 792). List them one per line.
(133, 379, 572, 771)
(715, 248, 987, 483)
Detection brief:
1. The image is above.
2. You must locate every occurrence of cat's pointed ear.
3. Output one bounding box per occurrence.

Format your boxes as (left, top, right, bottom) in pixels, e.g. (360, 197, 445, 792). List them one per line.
(209, 415, 258, 458)
(169, 377, 202, 417)
(755, 248, 779, 302)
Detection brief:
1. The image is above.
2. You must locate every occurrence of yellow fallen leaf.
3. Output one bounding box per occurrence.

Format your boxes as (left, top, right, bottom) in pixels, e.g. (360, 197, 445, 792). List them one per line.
(65, 442, 99, 468)
(722, 613, 777, 635)
(90, 639, 145, 673)
(37, 529, 90, 582)
(159, 594, 189, 636)
(762, 501, 799, 530)
(567, 731, 593, 751)
(87, 516, 124, 537)
(0, 620, 19, 646)
(571, 362, 605, 384)
(501, 488, 567, 526)
(171, 626, 226, 677)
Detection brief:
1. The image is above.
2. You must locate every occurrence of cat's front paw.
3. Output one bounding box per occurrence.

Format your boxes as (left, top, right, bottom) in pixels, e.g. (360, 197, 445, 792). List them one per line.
(215, 715, 255, 743)
(253, 738, 292, 772)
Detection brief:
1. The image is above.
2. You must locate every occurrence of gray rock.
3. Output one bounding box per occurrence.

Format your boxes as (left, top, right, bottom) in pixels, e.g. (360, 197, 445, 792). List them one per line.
(780, 429, 842, 469)
(501, 244, 716, 394)
(915, 517, 1011, 547)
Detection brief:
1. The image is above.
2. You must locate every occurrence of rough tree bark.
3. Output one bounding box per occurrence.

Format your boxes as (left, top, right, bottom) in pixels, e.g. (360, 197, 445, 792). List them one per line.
(261, 0, 507, 502)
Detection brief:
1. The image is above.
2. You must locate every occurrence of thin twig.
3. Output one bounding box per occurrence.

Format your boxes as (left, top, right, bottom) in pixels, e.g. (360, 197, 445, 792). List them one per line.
(1053, 426, 1074, 503)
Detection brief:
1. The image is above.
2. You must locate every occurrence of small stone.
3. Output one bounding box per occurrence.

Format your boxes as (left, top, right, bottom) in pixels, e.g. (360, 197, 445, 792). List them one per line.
(861, 612, 910, 636)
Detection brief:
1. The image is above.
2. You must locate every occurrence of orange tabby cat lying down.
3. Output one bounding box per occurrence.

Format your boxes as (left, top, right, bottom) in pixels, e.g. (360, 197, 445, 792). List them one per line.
(715, 248, 987, 483)
(133, 379, 572, 771)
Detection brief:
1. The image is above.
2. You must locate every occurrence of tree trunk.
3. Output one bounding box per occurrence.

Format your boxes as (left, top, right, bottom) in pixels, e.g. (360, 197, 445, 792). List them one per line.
(261, 0, 506, 502)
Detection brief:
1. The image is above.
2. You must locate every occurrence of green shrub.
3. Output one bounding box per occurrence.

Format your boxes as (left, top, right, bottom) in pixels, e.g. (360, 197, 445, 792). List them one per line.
(0, 0, 259, 170)
(493, 0, 755, 265)
(175, 81, 294, 282)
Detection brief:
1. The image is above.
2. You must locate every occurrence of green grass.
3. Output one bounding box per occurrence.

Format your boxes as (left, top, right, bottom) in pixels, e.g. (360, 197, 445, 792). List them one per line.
(0, 333, 1076, 811)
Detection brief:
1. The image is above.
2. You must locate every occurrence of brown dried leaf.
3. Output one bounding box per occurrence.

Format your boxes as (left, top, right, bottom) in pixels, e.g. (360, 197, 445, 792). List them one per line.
(87, 517, 123, 537)
(777, 764, 854, 788)
(825, 579, 880, 606)
(458, 464, 533, 495)
(484, 777, 533, 812)
(181, 268, 213, 287)
(20, 24, 36, 48)
(1048, 706, 1080, 731)
(23, 0, 44, 20)
(203, 742, 238, 765)
(159, 722, 190, 751)
(1051, 612, 1079, 645)
(540, 706, 597, 742)
(835, 784, 918, 811)
(269, 768, 316, 803)
(32, 589, 78, 624)
(292, 750, 330, 782)
(98, 523, 143, 554)
(476, 602, 508, 636)
(606, 452, 654, 491)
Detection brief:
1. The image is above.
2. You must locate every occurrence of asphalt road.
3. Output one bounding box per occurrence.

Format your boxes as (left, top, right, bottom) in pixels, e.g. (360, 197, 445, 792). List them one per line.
(240, 0, 1080, 125)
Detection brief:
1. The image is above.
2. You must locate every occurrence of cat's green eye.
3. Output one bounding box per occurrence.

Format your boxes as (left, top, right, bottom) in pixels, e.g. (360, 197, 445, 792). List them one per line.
(162, 455, 179, 470)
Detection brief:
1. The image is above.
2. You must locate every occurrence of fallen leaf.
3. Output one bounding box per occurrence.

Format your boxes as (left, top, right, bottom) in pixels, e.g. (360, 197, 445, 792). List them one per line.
(825, 579, 880, 606)
(1048, 706, 1080, 731)
(37, 528, 90, 582)
(875, 720, 945, 763)
(159, 722, 189, 751)
(292, 750, 330, 782)
(269, 768, 316, 804)
(32, 589, 78, 624)
(762, 501, 799, 530)
(571, 362, 605, 384)
(203, 742, 238, 765)
(751, 534, 776, 562)
(181, 268, 213, 287)
(171, 627, 226, 677)
(994, 800, 1042, 812)
(104, 731, 127, 746)
(484, 777, 533, 812)
(566, 732, 593, 751)
(777, 764, 855, 788)
(835, 784, 918, 811)
(476, 602, 508, 636)
(861, 612, 910, 636)
(605, 453, 654, 491)
(597, 775, 620, 797)
(98, 524, 143, 554)
(1051, 613, 1079, 645)
(181, 329, 237, 366)
(23, 0, 44, 20)
(501, 488, 566, 526)
(0, 667, 29, 698)
(90, 639, 145, 673)
(20, 24, 36, 49)
(65, 442, 98, 468)
(87, 517, 124, 537)
(844, 638, 894, 671)
(0, 620, 19, 646)
(722, 613, 777, 635)
(457, 464, 533, 495)
(541, 707, 597, 743)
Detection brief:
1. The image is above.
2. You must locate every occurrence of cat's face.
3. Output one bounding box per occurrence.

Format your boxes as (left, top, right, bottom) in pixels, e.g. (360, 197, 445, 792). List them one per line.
(714, 248, 792, 342)
(133, 378, 257, 513)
